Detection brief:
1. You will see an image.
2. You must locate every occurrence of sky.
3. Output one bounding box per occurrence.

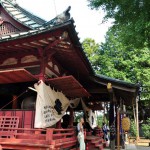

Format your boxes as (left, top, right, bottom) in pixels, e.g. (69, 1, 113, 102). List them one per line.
(17, 0, 113, 43)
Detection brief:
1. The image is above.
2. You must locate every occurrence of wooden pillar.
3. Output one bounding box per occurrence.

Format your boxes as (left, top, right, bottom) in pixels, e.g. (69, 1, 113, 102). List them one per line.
(46, 128, 54, 143)
(103, 102, 106, 123)
(117, 108, 120, 150)
(12, 95, 17, 109)
(56, 120, 61, 128)
(108, 83, 116, 150)
(38, 48, 46, 82)
(132, 102, 137, 141)
(109, 102, 116, 150)
(69, 108, 74, 127)
(136, 97, 139, 141)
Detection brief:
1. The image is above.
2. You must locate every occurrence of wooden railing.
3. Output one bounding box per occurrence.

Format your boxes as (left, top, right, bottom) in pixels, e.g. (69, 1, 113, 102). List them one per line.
(47, 128, 77, 149)
(0, 127, 77, 150)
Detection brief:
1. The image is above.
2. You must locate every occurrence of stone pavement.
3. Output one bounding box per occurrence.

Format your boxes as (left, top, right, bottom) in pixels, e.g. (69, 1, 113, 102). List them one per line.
(136, 145, 150, 150)
(104, 144, 150, 150)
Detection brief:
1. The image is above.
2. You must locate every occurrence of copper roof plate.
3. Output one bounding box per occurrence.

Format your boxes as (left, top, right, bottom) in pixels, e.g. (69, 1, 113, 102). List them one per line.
(0, 69, 37, 84)
(46, 76, 90, 98)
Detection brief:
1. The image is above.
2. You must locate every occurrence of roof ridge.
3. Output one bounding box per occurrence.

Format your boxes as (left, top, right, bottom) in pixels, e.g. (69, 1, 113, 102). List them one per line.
(44, 6, 71, 27)
(0, 0, 45, 29)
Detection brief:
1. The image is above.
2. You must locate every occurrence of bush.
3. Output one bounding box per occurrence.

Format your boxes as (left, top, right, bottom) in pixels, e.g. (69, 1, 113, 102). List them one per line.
(130, 119, 137, 137)
(142, 118, 150, 139)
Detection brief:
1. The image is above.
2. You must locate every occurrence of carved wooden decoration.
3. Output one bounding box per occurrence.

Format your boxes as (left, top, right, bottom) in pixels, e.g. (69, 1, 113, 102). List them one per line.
(0, 22, 20, 36)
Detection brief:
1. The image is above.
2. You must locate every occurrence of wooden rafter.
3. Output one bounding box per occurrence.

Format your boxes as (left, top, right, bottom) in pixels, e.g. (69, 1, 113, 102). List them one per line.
(88, 88, 108, 94)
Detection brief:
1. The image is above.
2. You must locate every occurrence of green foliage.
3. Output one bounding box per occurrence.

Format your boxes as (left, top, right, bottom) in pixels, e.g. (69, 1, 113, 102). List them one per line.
(142, 118, 150, 139)
(82, 38, 100, 70)
(97, 115, 103, 127)
(87, 0, 150, 48)
(82, 34, 150, 101)
(130, 119, 137, 137)
(85, 0, 150, 102)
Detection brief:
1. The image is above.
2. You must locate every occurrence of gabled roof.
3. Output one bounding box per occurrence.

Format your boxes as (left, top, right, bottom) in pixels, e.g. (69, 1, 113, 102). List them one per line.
(0, 0, 46, 29)
(0, 5, 73, 42)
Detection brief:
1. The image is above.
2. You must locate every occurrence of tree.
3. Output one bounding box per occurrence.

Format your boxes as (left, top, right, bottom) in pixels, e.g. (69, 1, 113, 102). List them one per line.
(82, 38, 100, 71)
(82, 34, 150, 102)
(87, 0, 150, 49)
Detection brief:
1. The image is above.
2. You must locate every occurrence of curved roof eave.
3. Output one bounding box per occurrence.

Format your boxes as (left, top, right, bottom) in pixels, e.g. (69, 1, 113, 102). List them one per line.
(0, 0, 45, 29)
(90, 74, 140, 93)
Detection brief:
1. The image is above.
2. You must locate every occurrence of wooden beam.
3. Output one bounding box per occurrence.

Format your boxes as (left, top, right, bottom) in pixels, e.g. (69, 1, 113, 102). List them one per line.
(38, 39, 49, 45)
(44, 39, 62, 51)
(0, 51, 39, 64)
(30, 41, 45, 47)
(14, 44, 35, 50)
(53, 47, 73, 53)
(0, 61, 40, 70)
(50, 57, 67, 76)
(88, 88, 108, 94)
(90, 76, 136, 93)
(46, 64, 60, 77)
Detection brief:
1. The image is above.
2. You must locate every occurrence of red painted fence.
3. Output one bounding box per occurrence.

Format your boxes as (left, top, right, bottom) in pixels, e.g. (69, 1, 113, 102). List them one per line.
(0, 111, 77, 150)
(0, 110, 35, 128)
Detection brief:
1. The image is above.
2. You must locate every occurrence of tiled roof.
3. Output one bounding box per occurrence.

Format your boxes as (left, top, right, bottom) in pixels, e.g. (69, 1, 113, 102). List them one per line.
(0, 3, 72, 41)
(0, 0, 46, 29)
(0, 20, 72, 42)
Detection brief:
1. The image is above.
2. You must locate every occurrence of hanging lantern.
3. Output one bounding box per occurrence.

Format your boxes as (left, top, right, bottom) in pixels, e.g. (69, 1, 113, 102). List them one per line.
(122, 117, 130, 132)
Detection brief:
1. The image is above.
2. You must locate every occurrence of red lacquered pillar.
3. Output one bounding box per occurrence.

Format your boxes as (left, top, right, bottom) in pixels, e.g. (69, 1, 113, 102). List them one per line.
(56, 120, 61, 128)
(69, 108, 74, 127)
(12, 95, 17, 109)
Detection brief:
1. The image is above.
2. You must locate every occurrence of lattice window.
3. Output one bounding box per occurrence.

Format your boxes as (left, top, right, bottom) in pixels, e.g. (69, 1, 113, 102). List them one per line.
(0, 22, 20, 36)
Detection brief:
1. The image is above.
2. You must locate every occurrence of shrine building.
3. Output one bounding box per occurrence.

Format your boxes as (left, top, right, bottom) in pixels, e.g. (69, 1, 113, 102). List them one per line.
(0, 0, 139, 149)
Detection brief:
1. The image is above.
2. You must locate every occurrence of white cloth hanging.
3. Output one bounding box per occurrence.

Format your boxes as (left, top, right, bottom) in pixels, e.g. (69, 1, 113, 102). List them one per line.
(70, 98, 80, 108)
(34, 80, 69, 128)
(81, 100, 97, 129)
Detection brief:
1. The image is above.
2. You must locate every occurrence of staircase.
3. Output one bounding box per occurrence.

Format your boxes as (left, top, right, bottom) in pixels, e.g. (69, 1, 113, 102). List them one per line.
(86, 136, 108, 150)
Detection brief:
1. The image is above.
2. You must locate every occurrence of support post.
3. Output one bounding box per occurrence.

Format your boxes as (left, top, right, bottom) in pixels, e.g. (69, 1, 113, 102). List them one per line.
(46, 128, 54, 144)
(38, 48, 46, 82)
(117, 108, 120, 150)
(133, 102, 137, 143)
(69, 108, 74, 127)
(56, 120, 61, 128)
(136, 97, 139, 142)
(12, 95, 17, 109)
(133, 103, 136, 125)
(103, 102, 106, 123)
(107, 83, 116, 150)
(109, 102, 116, 150)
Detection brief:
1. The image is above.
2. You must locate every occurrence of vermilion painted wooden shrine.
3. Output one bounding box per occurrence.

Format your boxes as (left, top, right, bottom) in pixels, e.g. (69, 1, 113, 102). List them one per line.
(0, 0, 139, 150)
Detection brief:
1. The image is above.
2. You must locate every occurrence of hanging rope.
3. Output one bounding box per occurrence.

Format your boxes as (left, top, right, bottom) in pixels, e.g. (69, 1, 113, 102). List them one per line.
(0, 89, 29, 110)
